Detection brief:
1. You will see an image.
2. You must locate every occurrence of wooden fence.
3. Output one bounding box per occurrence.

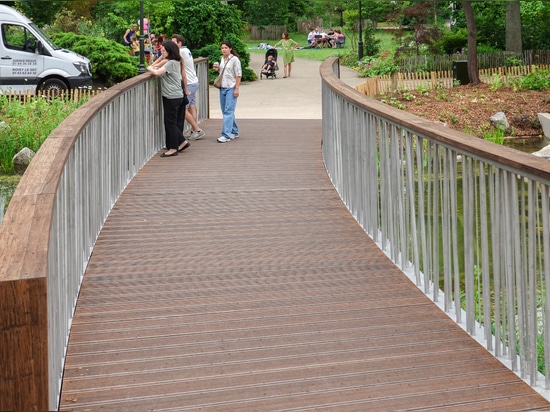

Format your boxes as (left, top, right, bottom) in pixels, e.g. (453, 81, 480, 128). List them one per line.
(398, 50, 550, 73)
(249, 25, 286, 41)
(355, 64, 550, 97)
(1, 88, 104, 104)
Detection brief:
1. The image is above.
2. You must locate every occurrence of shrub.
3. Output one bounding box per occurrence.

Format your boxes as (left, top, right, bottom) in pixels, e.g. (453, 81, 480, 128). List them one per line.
(244, 0, 290, 26)
(359, 50, 399, 77)
(196, 35, 256, 83)
(476, 43, 502, 54)
(0, 95, 84, 173)
(511, 68, 550, 91)
(505, 56, 523, 67)
(172, 0, 243, 50)
(51, 32, 138, 86)
(435, 28, 467, 54)
(363, 22, 381, 57)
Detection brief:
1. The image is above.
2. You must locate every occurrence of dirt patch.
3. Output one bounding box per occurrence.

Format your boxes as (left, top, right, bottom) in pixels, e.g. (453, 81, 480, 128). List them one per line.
(376, 83, 550, 139)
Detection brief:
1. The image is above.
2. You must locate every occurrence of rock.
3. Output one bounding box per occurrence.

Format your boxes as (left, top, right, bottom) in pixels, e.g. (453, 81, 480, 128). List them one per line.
(0, 121, 9, 132)
(490, 112, 510, 132)
(12, 147, 35, 175)
(532, 144, 550, 159)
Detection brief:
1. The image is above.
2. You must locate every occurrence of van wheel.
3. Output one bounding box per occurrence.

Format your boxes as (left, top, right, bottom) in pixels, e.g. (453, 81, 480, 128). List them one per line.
(39, 78, 68, 97)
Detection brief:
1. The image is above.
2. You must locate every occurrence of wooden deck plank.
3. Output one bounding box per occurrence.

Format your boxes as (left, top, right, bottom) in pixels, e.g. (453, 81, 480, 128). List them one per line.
(60, 119, 550, 411)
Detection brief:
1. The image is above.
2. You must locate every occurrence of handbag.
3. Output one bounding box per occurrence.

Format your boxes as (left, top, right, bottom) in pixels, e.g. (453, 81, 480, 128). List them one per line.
(213, 56, 231, 89)
(213, 75, 223, 89)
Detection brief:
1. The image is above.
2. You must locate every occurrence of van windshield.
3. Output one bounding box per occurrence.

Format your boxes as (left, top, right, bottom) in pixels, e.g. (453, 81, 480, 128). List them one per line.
(30, 23, 59, 50)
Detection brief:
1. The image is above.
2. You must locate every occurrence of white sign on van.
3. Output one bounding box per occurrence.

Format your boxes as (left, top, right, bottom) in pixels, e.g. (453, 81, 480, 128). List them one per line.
(11, 59, 37, 75)
(12, 67, 37, 75)
(13, 59, 37, 66)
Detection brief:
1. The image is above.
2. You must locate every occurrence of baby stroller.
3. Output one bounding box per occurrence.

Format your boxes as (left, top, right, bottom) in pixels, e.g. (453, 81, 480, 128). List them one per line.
(260, 48, 278, 79)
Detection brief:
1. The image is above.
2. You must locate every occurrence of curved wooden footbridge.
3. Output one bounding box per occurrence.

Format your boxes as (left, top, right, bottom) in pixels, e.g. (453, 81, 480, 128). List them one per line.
(59, 118, 550, 411)
(2, 58, 550, 411)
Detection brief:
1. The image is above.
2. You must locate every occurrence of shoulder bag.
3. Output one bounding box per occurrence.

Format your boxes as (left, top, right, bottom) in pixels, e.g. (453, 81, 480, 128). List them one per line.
(213, 56, 231, 89)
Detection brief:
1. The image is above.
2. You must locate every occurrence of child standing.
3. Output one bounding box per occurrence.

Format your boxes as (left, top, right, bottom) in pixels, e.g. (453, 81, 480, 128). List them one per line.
(130, 35, 140, 56)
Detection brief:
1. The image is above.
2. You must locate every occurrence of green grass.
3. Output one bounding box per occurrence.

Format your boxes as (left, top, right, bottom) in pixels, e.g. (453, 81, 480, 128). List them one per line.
(241, 31, 350, 61)
(0, 95, 87, 174)
(0, 175, 20, 185)
(242, 29, 399, 64)
(376, 30, 398, 52)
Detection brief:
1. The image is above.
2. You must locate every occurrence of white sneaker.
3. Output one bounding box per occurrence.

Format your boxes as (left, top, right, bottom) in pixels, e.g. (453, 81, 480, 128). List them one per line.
(217, 136, 231, 143)
(229, 133, 239, 140)
(189, 130, 205, 140)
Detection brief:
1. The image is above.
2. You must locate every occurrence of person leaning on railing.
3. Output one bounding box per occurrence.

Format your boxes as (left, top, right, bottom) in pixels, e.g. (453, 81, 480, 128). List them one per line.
(147, 41, 190, 157)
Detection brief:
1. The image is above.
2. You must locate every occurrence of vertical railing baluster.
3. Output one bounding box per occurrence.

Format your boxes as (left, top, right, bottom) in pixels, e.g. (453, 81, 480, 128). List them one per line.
(321, 57, 550, 394)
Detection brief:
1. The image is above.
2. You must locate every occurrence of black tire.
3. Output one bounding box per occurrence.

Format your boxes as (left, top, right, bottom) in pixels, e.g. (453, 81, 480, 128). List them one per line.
(39, 78, 68, 97)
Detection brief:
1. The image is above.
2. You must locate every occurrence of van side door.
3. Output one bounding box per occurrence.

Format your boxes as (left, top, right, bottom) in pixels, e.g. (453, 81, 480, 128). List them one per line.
(0, 22, 44, 92)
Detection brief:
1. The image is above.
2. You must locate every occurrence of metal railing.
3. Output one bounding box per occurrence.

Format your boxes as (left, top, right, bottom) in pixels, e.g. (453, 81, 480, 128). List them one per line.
(320, 57, 550, 396)
(0, 58, 210, 411)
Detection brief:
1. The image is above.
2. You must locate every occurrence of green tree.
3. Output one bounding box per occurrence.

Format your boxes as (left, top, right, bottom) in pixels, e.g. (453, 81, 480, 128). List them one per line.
(362, 0, 397, 28)
(462, 1, 480, 85)
(363, 21, 380, 57)
(14, 0, 67, 26)
(51, 32, 138, 85)
(452, 2, 505, 50)
(506, 1, 521, 54)
(91, 0, 175, 44)
(520, 1, 550, 50)
(244, 0, 290, 26)
(172, 0, 243, 49)
(393, 2, 443, 57)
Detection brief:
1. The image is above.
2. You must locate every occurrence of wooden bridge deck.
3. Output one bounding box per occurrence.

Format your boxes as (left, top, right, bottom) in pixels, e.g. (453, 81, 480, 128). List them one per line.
(60, 119, 550, 411)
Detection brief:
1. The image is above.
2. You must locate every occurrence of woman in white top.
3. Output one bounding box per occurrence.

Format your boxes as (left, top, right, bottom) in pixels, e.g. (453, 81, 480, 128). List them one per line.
(171, 34, 205, 140)
(214, 40, 242, 143)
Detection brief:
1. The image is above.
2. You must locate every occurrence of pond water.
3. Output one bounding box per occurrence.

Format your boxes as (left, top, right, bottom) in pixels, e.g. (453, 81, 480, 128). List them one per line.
(0, 185, 15, 225)
(504, 136, 550, 153)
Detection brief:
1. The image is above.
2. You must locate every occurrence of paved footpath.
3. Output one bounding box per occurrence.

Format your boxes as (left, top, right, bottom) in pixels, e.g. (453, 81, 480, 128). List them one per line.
(209, 52, 364, 120)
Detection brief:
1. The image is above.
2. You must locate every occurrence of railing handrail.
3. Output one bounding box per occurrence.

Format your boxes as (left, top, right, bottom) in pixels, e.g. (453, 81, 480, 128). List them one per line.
(320, 59, 550, 182)
(320, 57, 550, 397)
(0, 58, 210, 411)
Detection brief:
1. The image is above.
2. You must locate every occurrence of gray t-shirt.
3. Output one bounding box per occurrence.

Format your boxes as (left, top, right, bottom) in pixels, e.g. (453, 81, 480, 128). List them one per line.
(161, 60, 183, 99)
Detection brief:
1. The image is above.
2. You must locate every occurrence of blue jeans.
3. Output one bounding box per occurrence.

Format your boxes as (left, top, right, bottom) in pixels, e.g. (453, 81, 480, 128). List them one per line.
(219, 87, 238, 138)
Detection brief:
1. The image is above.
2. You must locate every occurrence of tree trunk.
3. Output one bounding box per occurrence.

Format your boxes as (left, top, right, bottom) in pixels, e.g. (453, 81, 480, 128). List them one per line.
(462, 1, 480, 85)
(506, 1, 522, 54)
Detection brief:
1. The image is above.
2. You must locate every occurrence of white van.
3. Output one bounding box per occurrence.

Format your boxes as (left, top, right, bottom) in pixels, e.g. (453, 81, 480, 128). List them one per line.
(0, 5, 92, 93)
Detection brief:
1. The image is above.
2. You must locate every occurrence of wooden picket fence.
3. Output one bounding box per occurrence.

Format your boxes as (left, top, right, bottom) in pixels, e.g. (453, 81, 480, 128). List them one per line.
(249, 25, 286, 41)
(2, 88, 104, 105)
(398, 50, 550, 72)
(355, 64, 550, 97)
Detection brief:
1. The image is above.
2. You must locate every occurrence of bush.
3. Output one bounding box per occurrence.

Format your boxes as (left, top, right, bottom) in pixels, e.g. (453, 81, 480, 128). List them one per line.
(0, 95, 84, 173)
(195, 35, 256, 83)
(476, 44, 502, 54)
(511, 68, 550, 91)
(504, 56, 523, 67)
(51, 32, 138, 86)
(363, 23, 381, 57)
(244, 0, 290, 26)
(435, 29, 467, 54)
(359, 50, 399, 77)
(172, 0, 244, 50)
